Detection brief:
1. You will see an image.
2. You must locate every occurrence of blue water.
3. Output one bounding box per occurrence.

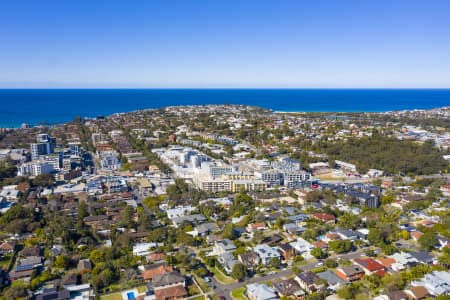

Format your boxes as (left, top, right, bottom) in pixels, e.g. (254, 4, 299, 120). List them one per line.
(0, 89, 449, 127)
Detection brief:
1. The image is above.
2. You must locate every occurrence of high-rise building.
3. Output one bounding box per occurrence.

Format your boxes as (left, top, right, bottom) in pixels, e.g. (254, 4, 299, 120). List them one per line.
(31, 134, 57, 160)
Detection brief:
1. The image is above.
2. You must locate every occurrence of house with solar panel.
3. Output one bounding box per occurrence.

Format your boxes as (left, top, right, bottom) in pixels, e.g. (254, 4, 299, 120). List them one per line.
(9, 256, 43, 281)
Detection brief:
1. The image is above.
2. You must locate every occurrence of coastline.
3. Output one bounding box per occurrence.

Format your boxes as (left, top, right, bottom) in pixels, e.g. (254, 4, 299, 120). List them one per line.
(1, 88, 449, 128)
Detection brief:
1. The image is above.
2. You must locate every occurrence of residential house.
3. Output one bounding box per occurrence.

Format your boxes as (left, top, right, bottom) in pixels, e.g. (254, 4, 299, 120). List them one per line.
(35, 288, 70, 300)
(410, 251, 435, 265)
(313, 241, 328, 250)
(254, 244, 280, 265)
(247, 222, 267, 233)
(66, 284, 95, 299)
(353, 258, 386, 276)
(335, 265, 365, 282)
(77, 259, 92, 273)
(20, 246, 40, 257)
(218, 252, 238, 274)
(374, 290, 409, 300)
(238, 251, 261, 269)
(278, 243, 296, 262)
(147, 253, 166, 263)
(246, 283, 279, 300)
(0, 240, 16, 254)
(376, 257, 402, 272)
(213, 239, 236, 256)
(141, 263, 173, 281)
(389, 252, 419, 269)
(290, 238, 314, 258)
(295, 271, 325, 293)
(133, 242, 162, 257)
(411, 231, 424, 241)
(404, 286, 429, 300)
(187, 222, 219, 237)
(171, 214, 207, 228)
(283, 223, 306, 235)
(312, 213, 336, 225)
(317, 271, 345, 291)
(273, 278, 305, 299)
(10, 256, 43, 281)
(411, 271, 450, 296)
(18, 256, 43, 269)
(153, 271, 187, 300)
(335, 229, 361, 241)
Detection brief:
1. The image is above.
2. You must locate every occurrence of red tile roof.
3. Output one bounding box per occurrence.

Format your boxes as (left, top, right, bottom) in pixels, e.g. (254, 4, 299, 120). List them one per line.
(312, 213, 336, 222)
(155, 285, 187, 300)
(353, 258, 385, 272)
(313, 241, 328, 248)
(142, 264, 173, 281)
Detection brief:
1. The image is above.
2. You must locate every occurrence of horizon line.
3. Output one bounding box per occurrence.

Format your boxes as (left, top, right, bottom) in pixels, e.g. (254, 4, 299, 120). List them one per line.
(2, 87, 450, 90)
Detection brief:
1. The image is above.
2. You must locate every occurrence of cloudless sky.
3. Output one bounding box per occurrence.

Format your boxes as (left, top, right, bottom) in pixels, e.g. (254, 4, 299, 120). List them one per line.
(1, 0, 450, 88)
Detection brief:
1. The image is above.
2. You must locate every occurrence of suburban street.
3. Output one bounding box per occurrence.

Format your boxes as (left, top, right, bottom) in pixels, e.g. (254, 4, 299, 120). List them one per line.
(208, 248, 366, 299)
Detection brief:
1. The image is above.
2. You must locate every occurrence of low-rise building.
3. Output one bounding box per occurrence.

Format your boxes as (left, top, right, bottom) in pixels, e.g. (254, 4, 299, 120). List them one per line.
(295, 271, 325, 293)
(254, 244, 280, 265)
(335, 265, 365, 282)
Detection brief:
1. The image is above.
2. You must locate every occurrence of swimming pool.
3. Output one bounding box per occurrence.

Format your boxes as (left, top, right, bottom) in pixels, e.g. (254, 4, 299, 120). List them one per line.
(126, 291, 135, 300)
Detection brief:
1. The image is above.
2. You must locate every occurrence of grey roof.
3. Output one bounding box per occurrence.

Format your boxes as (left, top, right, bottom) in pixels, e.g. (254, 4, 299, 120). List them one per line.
(410, 251, 434, 263)
(216, 239, 237, 251)
(196, 222, 219, 234)
(273, 278, 302, 295)
(317, 271, 345, 286)
(18, 256, 42, 266)
(35, 288, 70, 300)
(152, 271, 185, 288)
(172, 214, 207, 226)
(297, 271, 321, 285)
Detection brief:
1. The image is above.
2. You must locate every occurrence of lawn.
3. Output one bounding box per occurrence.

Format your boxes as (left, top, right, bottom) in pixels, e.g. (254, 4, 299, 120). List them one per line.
(187, 283, 201, 296)
(192, 274, 211, 293)
(0, 253, 13, 270)
(231, 287, 247, 300)
(136, 285, 147, 293)
(100, 293, 123, 300)
(211, 266, 236, 284)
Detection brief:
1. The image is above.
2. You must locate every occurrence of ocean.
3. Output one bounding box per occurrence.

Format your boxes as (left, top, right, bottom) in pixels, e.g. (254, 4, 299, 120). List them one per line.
(0, 89, 449, 127)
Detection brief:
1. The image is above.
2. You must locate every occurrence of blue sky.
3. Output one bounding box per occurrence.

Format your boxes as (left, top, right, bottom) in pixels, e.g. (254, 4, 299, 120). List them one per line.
(1, 0, 450, 88)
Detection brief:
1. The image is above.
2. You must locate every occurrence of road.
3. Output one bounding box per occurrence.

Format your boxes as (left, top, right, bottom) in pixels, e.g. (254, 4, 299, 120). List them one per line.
(209, 268, 293, 299)
(208, 248, 367, 300)
(319, 173, 449, 184)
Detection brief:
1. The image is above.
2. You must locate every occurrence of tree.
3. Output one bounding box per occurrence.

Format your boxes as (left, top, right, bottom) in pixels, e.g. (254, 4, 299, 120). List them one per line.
(32, 173, 55, 187)
(311, 247, 327, 259)
(418, 232, 439, 250)
(381, 192, 395, 205)
(54, 255, 69, 269)
(337, 284, 359, 300)
(3, 280, 27, 299)
(223, 223, 237, 240)
(90, 249, 106, 264)
(78, 201, 88, 220)
(338, 213, 361, 230)
(231, 263, 247, 281)
(325, 259, 338, 268)
(368, 228, 386, 246)
(148, 228, 167, 243)
(399, 230, 410, 240)
(438, 250, 450, 268)
(269, 257, 281, 269)
(329, 240, 352, 254)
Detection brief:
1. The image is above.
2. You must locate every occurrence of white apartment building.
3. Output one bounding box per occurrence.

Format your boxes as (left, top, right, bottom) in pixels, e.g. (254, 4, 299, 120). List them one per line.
(18, 161, 54, 176)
